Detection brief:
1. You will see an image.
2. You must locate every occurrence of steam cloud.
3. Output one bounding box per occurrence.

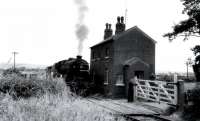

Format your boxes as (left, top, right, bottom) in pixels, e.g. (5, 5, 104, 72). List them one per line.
(74, 0, 89, 55)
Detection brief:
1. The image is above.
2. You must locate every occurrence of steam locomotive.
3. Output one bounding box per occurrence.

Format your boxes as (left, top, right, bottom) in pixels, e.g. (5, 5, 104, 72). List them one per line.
(48, 55, 92, 95)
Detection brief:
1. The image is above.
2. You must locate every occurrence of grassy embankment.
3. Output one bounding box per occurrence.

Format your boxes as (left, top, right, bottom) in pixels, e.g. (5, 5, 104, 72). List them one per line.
(0, 74, 124, 121)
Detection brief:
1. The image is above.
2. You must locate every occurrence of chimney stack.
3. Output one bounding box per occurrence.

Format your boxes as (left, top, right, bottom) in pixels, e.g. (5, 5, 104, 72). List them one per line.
(115, 16, 126, 35)
(104, 23, 113, 40)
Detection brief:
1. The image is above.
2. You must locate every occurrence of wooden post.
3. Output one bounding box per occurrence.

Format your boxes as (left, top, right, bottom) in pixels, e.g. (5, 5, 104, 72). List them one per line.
(173, 74, 178, 82)
(174, 74, 178, 105)
(158, 83, 160, 104)
(177, 80, 185, 111)
(145, 81, 149, 100)
(133, 77, 137, 102)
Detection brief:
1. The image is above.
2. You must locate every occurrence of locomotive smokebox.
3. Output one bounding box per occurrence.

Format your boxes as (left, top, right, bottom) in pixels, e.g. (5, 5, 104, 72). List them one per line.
(77, 55, 82, 60)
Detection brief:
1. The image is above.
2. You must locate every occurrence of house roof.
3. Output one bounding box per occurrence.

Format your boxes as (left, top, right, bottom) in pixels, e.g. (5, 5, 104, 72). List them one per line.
(90, 26, 157, 48)
(123, 57, 150, 67)
(90, 36, 114, 48)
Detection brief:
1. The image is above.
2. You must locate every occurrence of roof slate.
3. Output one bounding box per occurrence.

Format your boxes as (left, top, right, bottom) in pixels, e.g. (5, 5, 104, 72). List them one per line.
(90, 26, 157, 48)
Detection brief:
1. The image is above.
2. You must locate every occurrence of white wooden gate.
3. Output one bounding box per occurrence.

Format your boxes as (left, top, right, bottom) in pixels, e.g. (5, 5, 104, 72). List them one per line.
(134, 79, 178, 105)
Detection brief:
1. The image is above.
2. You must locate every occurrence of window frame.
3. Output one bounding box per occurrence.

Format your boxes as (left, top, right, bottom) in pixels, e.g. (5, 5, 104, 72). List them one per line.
(105, 48, 109, 57)
(104, 68, 109, 85)
(115, 74, 125, 86)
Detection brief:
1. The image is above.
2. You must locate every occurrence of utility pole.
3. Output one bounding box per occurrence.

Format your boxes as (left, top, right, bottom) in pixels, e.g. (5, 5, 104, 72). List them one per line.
(186, 62, 189, 79)
(186, 58, 193, 80)
(124, 0, 128, 26)
(12, 52, 18, 71)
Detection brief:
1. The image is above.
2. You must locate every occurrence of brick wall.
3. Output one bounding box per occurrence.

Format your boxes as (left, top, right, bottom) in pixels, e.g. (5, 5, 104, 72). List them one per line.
(90, 40, 114, 94)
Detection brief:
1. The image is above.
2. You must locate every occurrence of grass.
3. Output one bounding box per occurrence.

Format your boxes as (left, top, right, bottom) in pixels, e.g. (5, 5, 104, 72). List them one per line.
(0, 74, 125, 121)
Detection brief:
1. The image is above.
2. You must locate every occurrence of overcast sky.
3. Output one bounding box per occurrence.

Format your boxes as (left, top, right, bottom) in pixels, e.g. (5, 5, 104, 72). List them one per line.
(0, 0, 199, 73)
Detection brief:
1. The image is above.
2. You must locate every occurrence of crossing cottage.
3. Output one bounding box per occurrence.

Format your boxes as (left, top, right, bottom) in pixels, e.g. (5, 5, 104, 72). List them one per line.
(90, 16, 156, 98)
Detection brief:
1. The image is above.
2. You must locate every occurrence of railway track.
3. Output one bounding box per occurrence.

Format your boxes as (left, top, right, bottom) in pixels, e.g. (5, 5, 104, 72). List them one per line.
(84, 97, 175, 121)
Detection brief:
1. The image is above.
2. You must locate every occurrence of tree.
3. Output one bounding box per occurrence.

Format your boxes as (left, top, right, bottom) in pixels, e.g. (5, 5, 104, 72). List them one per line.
(164, 0, 200, 41)
(164, 0, 200, 81)
(191, 45, 200, 81)
(192, 45, 200, 64)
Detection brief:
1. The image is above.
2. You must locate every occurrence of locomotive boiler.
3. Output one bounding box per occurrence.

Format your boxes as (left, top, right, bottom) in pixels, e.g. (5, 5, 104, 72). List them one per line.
(52, 55, 91, 95)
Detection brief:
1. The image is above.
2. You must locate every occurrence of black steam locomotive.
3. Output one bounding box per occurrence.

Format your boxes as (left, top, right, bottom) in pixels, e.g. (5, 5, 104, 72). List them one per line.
(52, 55, 91, 95)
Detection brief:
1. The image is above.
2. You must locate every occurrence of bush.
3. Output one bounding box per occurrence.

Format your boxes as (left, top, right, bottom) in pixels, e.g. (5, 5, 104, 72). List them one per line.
(0, 74, 68, 99)
(183, 88, 200, 121)
(0, 74, 124, 121)
(0, 94, 125, 121)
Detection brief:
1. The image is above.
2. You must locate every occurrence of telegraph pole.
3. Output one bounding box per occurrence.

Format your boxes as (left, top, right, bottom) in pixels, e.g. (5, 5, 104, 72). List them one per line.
(12, 52, 18, 71)
(124, 0, 128, 26)
(185, 58, 193, 80)
(186, 62, 189, 79)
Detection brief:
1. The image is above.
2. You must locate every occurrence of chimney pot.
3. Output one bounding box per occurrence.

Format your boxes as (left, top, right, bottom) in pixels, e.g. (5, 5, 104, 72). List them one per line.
(106, 23, 109, 29)
(77, 55, 82, 60)
(108, 24, 111, 29)
(117, 16, 120, 23)
(121, 16, 124, 23)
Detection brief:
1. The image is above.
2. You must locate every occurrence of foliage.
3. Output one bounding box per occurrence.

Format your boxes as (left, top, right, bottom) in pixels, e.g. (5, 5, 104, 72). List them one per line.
(0, 75, 124, 121)
(164, 0, 200, 40)
(2, 68, 22, 77)
(183, 87, 200, 121)
(0, 74, 64, 99)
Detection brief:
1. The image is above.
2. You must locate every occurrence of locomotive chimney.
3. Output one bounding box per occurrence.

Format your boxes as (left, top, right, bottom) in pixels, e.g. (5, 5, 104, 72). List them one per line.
(77, 55, 82, 60)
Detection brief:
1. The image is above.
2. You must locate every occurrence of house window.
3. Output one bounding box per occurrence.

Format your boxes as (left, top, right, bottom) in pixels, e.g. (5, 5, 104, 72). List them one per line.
(98, 52, 101, 58)
(116, 75, 124, 86)
(92, 52, 95, 59)
(105, 48, 109, 57)
(92, 71, 95, 81)
(104, 68, 109, 85)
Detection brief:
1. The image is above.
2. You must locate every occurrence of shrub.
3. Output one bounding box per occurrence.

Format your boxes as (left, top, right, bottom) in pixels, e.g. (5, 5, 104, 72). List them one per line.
(183, 88, 200, 121)
(0, 73, 68, 99)
(0, 74, 124, 121)
(0, 95, 125, 121)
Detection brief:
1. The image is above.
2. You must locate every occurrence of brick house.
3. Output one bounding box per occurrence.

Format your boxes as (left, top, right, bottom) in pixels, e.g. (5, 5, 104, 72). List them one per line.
(90, 16, 156, 98)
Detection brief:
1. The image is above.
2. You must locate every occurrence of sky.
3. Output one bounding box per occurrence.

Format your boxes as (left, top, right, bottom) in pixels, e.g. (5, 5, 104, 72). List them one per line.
(0, 0, 199, 73)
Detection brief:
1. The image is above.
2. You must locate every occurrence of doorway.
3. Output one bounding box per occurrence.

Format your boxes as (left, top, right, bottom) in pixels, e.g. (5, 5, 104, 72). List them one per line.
(134, 71, 144, 79)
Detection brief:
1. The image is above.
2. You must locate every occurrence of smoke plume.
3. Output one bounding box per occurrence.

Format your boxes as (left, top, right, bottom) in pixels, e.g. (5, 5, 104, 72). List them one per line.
(74, 0, 89, 55)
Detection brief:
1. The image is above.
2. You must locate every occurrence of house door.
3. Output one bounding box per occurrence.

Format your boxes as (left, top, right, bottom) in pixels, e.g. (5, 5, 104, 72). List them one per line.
(134, 71, 144, 79)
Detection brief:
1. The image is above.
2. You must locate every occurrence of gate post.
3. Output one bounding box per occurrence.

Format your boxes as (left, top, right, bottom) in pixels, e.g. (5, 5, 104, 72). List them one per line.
(177, 80, 185, 111)
(133, 77, 137, 102)
(128, 82, 133, 102)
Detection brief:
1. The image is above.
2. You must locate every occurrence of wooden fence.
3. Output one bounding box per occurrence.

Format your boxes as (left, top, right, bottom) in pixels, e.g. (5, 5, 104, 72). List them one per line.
(135, 79, 177, 105)
(129, 77, 185, 110)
